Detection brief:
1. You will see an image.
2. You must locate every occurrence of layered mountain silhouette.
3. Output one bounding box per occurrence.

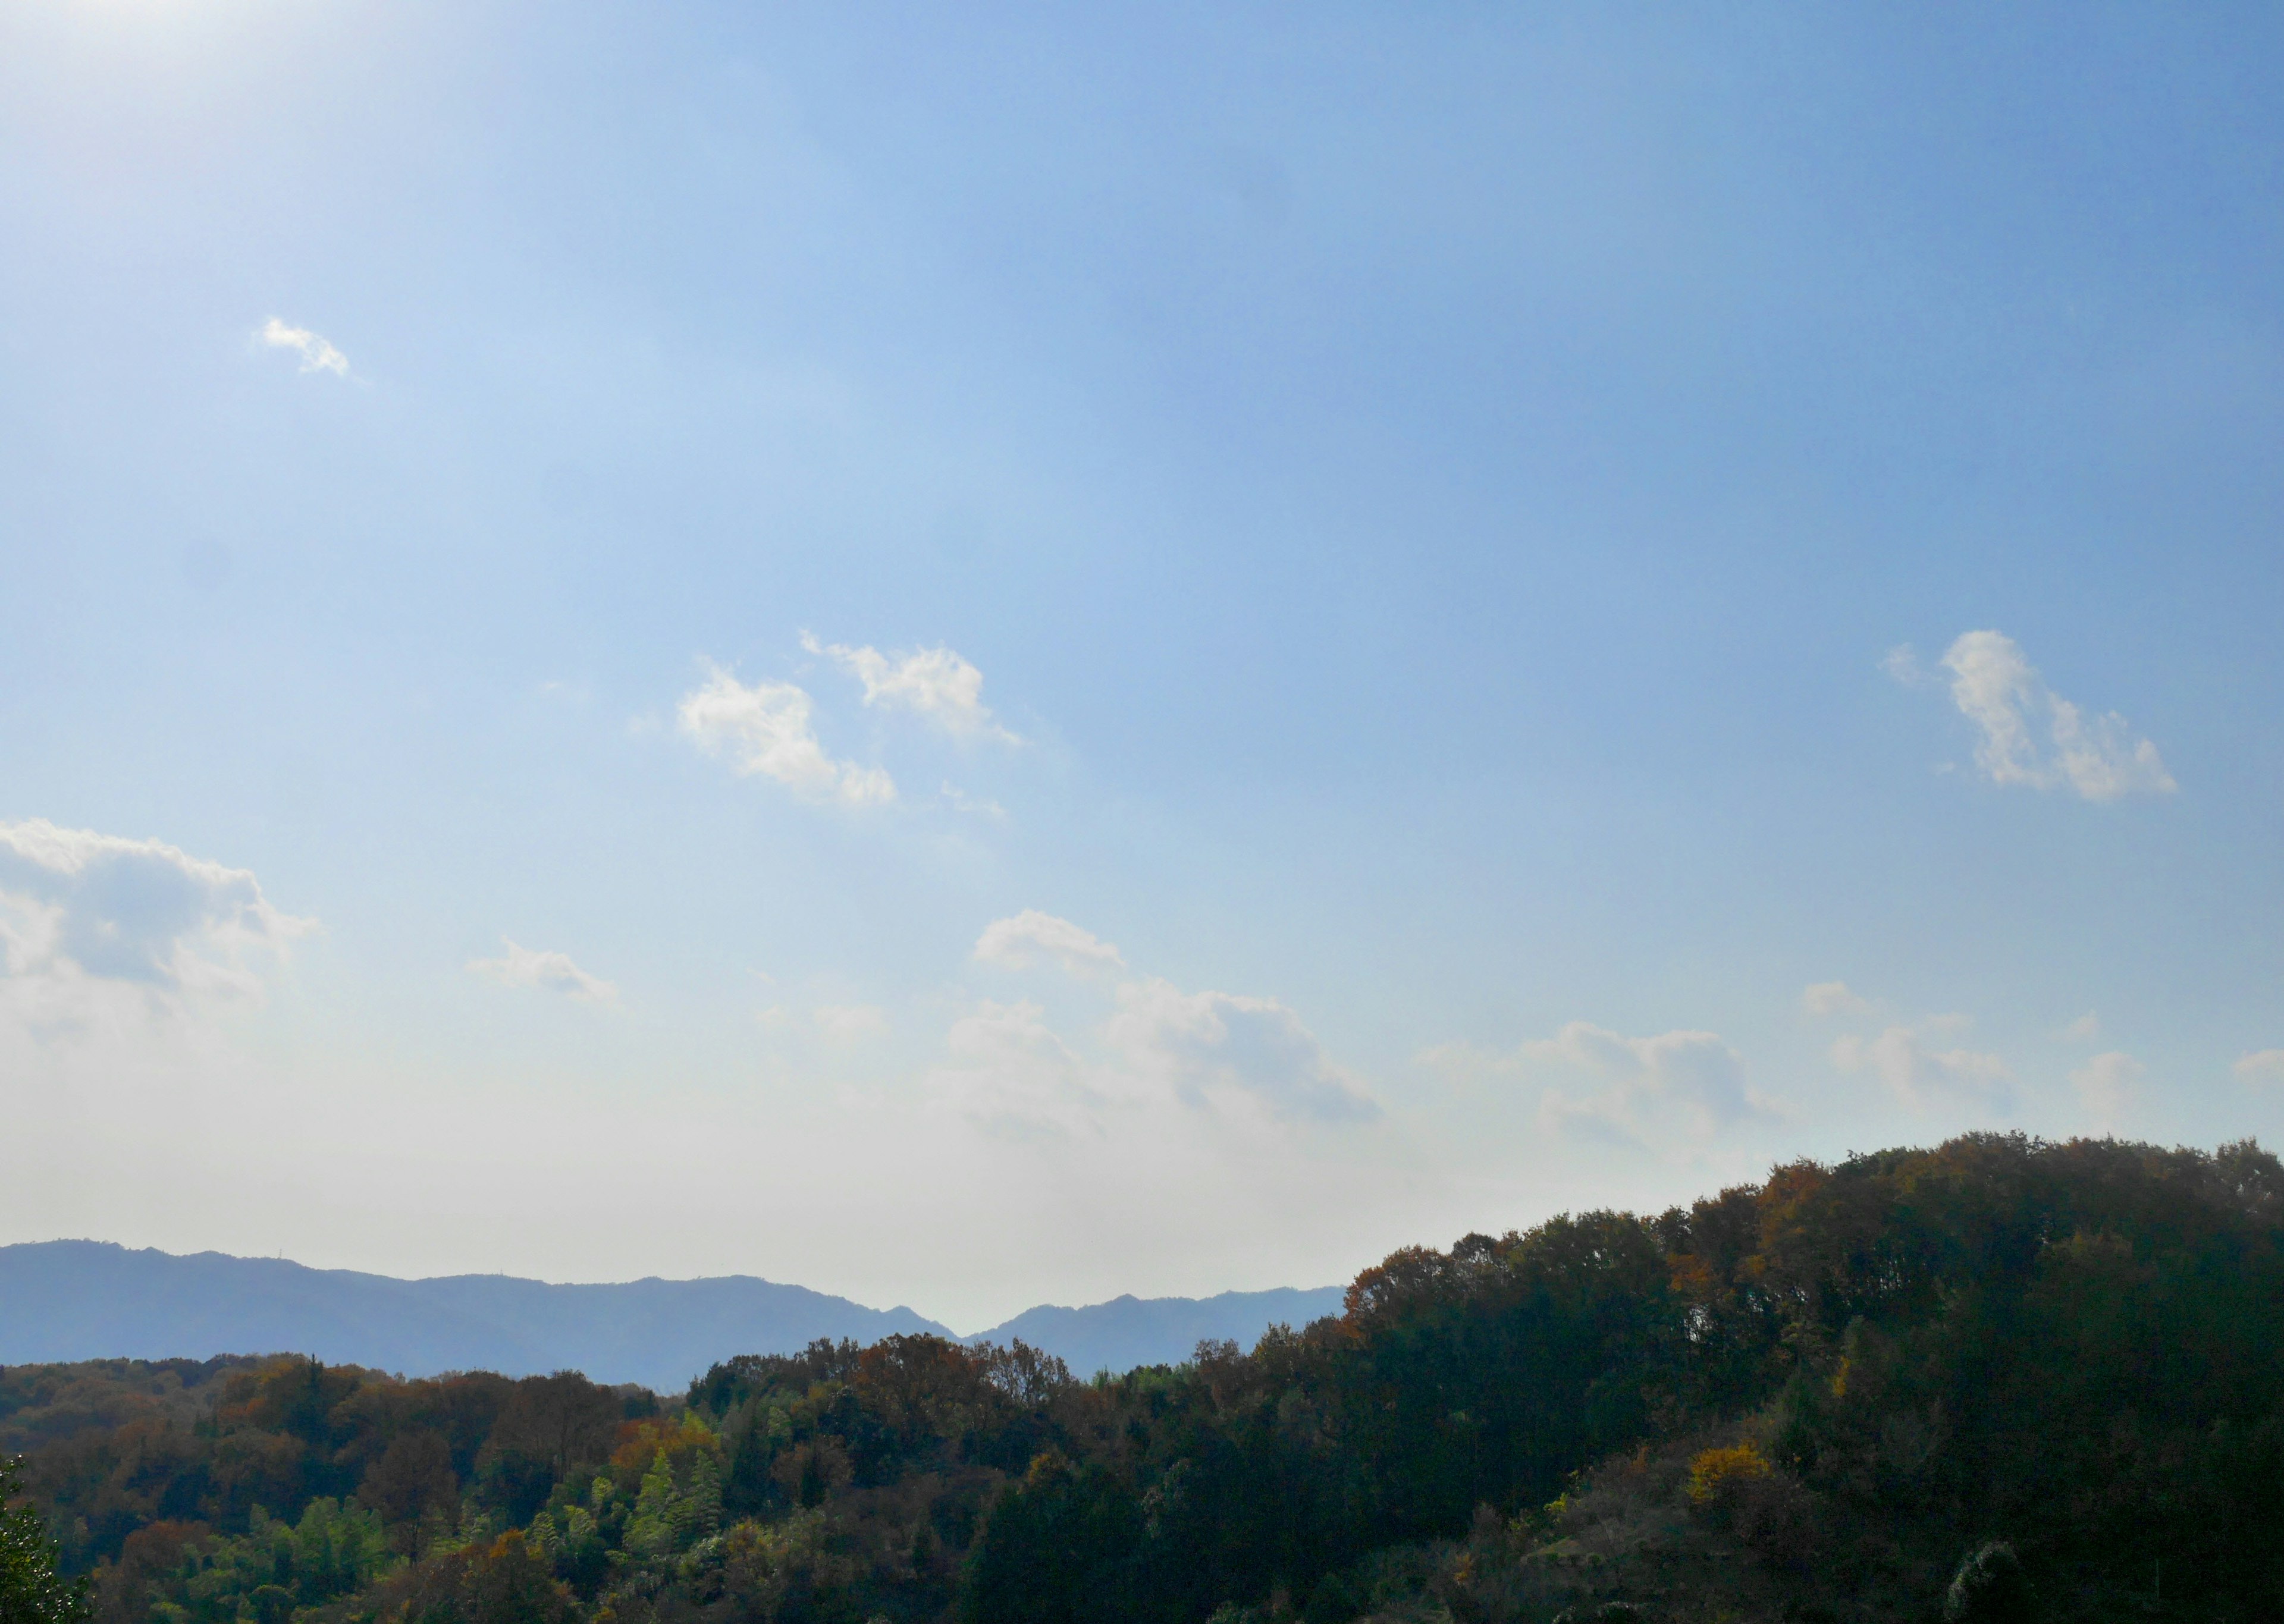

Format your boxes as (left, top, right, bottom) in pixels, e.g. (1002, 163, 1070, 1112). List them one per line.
(0, 1242, 1341, 1391)
(965, 1287, 1346, 1374)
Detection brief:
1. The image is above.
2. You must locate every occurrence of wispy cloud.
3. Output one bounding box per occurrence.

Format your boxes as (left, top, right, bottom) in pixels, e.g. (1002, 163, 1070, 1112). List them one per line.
(1802, 981, 1871, 1016)
(467, 939, 616, 1003)
(2059, 1012, 2103, 1042)
(974, 910, 1125, 976)
(1106, 977, 1379, 1125)
(677, 662, 895, 806)
(2071, 1050, 2143, 1126)
(814, 1003, 889, 1042)
(1532, 1022, 1769, 1142)
(258, 317, 350, 378)
(1830, 1022, 2011, 1108)
(928, 999, 1099, 1137)
(940, 783, 1008, 821)
(1893, 630, 2176, 801)
(934, 912, 1376, 1130)
(2235, 1050, 2284, 1088)
(1423, 1020, 1772, 1147)
(804, 634, 1019, 743)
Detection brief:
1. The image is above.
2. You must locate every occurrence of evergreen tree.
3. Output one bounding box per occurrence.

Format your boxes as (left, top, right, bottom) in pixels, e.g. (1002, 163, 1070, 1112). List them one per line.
(0, 1456, 88, 1624)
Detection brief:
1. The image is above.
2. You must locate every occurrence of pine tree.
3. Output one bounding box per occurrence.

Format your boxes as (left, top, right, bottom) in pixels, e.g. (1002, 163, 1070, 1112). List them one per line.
(683, 1450, 724, 1543)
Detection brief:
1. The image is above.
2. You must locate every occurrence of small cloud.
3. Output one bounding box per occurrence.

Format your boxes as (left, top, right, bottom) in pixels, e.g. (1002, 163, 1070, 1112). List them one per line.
(1881, 644, 1927, 686)
(974, 910, 1125, 976)
(467, 939, 616, 1003)
(2059, 1012, 2103, 1043)
(2071, 1050, 2143, 1125)
(925, 998, 1098, 1137)
(0, 819, 313, 1003)
(1520, 1021, 1772, 1142)
(941, 782, 1007, 821)
(803, 633, 1019, 743)
(2235, 1050, 2284, 1088)
(813, 1003, 889, 1042)
(258, 317, 350, 378)
(1106, 978, 1379, 1124)
(1925, 630, 2175, 801)
(677, 662, 895, 806)
(1830, 1025, 2011, 1108)
(755, 1005, 792, 1033)
(1802, 981, 1872, 1017)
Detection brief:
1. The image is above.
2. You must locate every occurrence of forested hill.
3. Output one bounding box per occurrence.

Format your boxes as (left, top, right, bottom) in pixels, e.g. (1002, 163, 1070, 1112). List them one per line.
(0, 1244, 953, 1393)
(9, 1133, 2283, 1624)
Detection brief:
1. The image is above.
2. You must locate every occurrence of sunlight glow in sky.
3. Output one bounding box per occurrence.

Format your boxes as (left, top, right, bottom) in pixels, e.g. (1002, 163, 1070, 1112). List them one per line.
(3, 1, 2280, 1328)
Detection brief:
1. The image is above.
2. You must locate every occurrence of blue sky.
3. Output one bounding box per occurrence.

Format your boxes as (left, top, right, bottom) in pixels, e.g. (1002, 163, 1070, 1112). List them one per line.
(2, 1, 2280, 1329)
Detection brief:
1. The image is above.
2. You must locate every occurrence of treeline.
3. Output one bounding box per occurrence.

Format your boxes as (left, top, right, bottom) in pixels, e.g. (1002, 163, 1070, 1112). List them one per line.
(5, 1132, 2281, 1623)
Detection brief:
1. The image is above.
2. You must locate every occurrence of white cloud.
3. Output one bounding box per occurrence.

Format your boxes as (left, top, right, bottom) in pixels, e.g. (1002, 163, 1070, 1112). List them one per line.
(974, 910, 1125, 976)
(2071, 1050, 2143, 1124)
(804, 633, 1019, 743)
(1916, 630, 2176, 800)
(1830, 1024, 2012, 1108)
(1105, 978, 1379, 1124)
(677, 663, 895, 806)
(935, 915, 1376, 1132)
(1516, 1021, 1770, 1143)
(1881, 644, 1927, 685)
(940, 783, 1008, 821)
(0, 819, 312, 1005)
(814, 1003, 889, 1042)
(467, 939, 616, 1003)
(1802, 981, 1872, 1016)
(925, 999, 1098, 1136)
(2235, 1050, 2284, 1088)
(258, 317, 350, 378)
(2059, 1011, 2103, 1042)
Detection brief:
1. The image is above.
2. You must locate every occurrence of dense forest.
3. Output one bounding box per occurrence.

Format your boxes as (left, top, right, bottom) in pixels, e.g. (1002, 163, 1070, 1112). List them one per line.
(5, 1132, 2280, 1623)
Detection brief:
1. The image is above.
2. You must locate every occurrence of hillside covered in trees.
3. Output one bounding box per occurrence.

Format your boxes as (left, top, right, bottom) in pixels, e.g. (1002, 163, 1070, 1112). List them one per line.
(5, 1132, 2280, 1623)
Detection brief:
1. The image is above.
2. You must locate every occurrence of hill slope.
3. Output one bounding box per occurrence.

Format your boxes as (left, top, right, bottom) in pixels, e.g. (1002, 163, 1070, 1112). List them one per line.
(9, 1134, 2282, 1624)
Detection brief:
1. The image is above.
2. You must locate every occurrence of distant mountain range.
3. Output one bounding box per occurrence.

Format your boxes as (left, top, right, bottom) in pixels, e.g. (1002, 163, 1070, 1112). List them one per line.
(964, 1287, 1346, 1374)
(0, 1242, 1342, 1392)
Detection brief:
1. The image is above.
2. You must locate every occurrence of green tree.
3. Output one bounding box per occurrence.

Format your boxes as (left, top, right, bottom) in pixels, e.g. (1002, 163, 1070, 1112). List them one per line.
(1944, 1542, 2034, 1623)
(0, 1455, 89, 1624)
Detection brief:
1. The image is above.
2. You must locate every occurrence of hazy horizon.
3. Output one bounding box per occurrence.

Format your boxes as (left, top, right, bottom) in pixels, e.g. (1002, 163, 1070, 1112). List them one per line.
(4, 2, 2280, 1331)
(0, 1237, 1350, 1341)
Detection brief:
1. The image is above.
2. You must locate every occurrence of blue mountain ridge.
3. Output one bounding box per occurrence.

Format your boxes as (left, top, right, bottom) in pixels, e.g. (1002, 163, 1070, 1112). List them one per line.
(962, 1287, 1347, 1375)
(0, 1242, 1343, 1392)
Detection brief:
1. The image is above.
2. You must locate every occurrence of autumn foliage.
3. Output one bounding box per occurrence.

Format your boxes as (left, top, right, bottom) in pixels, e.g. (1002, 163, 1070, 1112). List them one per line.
(2, 1132, 2280, 1622)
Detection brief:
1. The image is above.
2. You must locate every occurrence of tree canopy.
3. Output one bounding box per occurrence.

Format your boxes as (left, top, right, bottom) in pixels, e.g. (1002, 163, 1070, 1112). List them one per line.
(5, 1132, 2280, 1623)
